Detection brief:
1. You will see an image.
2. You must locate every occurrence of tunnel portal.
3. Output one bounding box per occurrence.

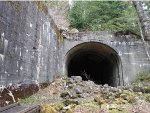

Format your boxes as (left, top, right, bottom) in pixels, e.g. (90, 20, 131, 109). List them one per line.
(65, 42, 122, 86)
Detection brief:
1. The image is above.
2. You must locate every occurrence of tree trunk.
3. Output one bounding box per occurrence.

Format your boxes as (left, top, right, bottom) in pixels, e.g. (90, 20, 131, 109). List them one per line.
(133, 1, 150, 40)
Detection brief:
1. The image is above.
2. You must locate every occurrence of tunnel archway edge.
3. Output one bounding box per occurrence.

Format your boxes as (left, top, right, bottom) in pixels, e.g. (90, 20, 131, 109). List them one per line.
(64, 42, 124, 86)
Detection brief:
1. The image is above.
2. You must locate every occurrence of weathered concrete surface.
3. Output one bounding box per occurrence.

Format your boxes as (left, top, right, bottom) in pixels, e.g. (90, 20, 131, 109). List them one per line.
(0, 1, 64, 106)
(63, 31, 150, 84)
(0, 1, 63, 86)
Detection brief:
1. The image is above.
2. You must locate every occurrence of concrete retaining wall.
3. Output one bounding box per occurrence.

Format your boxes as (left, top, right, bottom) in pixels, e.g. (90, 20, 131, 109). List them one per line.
(0, 1, 63, 89)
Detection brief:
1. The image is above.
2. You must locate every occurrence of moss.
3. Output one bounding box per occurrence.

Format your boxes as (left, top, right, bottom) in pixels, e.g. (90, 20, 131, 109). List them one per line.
(73, 102, 100, 112)
(133, 71, 150, 84)
(143, 87, 150, 93)
(55, 25, 64, 43)
(41, 104, 58, 113)
(66, 109, 73, 113)
(63, 99, 79, 106)
(18, 98, 36, 104)
(35, 1, 48, 15)
(109, 109, 129, 113)
(94, 95, 106, 105)
(82, 102, 100, 109)
(127, 95, 135, 103)
(40, 2, 64, 43)
(115, 98, 123, 105)
(146, 95, 150, 102)
(53, 102, 65, 111)
(14, 2, 22, 14)
(8, 1, 22, 14)
(120, 93, 127, 98)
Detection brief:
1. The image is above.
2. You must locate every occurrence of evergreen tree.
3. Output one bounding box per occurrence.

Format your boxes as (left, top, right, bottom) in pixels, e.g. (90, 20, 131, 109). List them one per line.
(69, 1, 139, 34)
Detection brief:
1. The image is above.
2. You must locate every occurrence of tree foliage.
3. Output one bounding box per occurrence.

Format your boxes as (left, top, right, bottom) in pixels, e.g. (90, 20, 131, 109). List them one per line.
(69, 1, 139, 33)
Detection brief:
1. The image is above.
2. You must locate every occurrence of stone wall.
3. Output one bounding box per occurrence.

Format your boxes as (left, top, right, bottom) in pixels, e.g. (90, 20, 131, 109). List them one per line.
(0, 1, 63, 106)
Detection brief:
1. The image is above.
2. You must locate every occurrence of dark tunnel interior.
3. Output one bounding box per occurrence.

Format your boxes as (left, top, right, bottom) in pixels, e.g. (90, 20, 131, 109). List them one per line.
(66, 42, 122, 87)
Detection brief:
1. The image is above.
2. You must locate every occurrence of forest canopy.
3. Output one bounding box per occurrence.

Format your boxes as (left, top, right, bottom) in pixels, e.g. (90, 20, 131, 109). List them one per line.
(69, 1, 140, 33)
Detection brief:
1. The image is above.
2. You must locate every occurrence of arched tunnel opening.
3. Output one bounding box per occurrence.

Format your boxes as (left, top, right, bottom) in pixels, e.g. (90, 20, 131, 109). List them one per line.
(65, 42, 123, 87)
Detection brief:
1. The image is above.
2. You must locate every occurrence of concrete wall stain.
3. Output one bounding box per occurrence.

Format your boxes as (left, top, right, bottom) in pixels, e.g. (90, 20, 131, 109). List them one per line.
(35, 1, 48, 15)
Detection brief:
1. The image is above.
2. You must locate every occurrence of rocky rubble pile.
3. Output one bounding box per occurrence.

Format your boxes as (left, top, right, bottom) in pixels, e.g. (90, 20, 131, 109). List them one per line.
(39, 76, 150, 113)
